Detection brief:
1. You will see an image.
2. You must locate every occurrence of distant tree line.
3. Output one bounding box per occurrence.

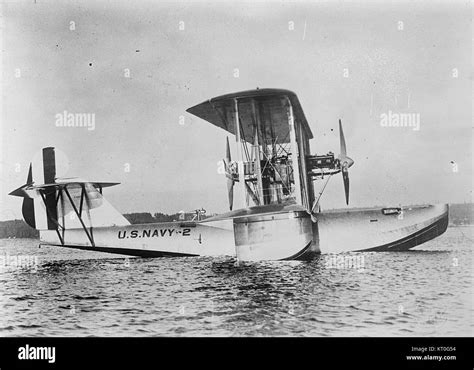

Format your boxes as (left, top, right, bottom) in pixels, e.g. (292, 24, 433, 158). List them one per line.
(0, 220, 39, 239)
(449, 203, 473, 225)
(123, 211, 212, 224)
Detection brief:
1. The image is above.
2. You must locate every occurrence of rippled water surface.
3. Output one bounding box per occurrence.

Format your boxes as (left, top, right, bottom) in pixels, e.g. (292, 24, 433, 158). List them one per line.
(0, 226, 472, 336)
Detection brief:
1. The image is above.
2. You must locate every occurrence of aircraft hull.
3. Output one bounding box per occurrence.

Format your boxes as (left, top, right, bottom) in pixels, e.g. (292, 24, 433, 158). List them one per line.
(316, 204, 449, 253)
(40, 220, 236, 257)
(39, 204, 448, 260)
(232, 209, 318, 261)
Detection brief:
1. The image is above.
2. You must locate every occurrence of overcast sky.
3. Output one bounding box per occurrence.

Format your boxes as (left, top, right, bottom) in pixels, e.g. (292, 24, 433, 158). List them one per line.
(1, 0, 472, 220)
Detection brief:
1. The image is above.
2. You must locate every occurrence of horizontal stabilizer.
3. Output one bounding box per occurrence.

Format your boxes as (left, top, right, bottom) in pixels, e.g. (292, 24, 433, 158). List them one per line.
(9, 179, 120, 198)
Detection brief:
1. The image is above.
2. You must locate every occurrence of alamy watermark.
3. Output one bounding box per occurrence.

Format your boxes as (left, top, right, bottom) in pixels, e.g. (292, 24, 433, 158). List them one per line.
(18, 345, 55, 364)
(55, 110, 95, 131)
(0, 252, 38, 271)
(324, 254, 365, 272)
(380, 110, 420, 131)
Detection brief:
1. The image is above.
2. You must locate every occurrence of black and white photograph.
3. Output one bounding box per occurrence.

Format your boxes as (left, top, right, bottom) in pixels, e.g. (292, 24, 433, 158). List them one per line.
(0, 0, 472, 367)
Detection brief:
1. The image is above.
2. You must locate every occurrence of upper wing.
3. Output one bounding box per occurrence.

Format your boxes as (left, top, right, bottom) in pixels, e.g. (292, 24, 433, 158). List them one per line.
(186, 88, 313, 144)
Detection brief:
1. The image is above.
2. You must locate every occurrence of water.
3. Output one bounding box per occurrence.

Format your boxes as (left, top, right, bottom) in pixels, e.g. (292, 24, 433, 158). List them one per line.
(0, 226, 472, 337)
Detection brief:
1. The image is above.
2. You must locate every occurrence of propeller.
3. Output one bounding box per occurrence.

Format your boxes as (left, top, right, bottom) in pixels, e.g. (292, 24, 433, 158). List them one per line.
(338, 119, 354, 205)
(223, 137, 235, 210)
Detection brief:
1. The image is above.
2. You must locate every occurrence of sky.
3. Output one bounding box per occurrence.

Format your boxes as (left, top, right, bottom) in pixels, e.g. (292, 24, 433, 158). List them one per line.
(0, 0, 472, 220)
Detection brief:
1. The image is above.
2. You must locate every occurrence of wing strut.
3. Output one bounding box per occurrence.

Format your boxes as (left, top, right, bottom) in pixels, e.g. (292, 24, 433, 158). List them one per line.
(251, 100, 264, 205)
(234, 98, 247, 208)
(38, 189, 64, 245)
(311, 174, 332, 214)
(286, 97, 302, 206)
(63, 185, 95, 247)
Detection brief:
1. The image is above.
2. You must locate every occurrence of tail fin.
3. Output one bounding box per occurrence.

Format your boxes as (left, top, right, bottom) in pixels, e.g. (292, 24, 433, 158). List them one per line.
(42, 147, 58, 230)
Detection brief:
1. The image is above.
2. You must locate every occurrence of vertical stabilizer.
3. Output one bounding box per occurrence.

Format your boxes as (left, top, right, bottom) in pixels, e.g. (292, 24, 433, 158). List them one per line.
(42, 147, 58, 230)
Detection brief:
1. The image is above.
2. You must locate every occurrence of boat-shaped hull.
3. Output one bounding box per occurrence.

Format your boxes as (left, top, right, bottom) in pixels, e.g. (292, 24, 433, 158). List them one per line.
(317, 204, 449, 253)
(39, 204, 448, 260)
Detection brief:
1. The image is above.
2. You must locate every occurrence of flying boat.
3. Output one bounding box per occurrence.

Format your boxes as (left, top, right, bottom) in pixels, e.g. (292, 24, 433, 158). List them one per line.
(9, 88, 449, 261)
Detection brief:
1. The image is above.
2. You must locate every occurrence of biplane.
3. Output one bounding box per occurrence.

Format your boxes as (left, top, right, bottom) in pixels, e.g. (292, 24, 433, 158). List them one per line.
(10, 89, 449, 261)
